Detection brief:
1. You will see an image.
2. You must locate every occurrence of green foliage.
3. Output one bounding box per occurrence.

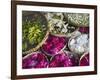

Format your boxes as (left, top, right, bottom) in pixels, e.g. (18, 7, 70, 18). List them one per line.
(53, 15, 61, 19)
(22, 19, 45, 51)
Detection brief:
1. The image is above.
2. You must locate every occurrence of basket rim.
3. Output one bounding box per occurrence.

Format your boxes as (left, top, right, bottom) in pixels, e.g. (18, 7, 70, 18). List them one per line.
(22, 31, 49, 55)
(79, 52, 89, 66)
(22, 12, 49, 55)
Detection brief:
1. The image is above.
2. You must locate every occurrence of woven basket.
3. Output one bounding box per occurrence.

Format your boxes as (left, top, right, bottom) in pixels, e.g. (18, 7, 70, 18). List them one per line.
(22, 12, 49, 55)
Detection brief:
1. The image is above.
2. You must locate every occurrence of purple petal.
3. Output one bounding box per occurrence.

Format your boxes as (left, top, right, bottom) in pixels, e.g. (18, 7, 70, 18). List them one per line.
(49, 51, 79, 67)
(79, 27, 89, 34)
(22, 52, 48, 69)
(79, 53, 89, 66)
(42, 34, 67, 56)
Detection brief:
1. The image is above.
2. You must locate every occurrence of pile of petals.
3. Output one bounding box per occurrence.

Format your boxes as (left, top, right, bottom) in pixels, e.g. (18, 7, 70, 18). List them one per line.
(42, 34, 67, 56)
(79, 52, 89, 66)
(22, 26, 90, 69)
(22, 52, 48, 68)
(49, 51, 79, 67)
